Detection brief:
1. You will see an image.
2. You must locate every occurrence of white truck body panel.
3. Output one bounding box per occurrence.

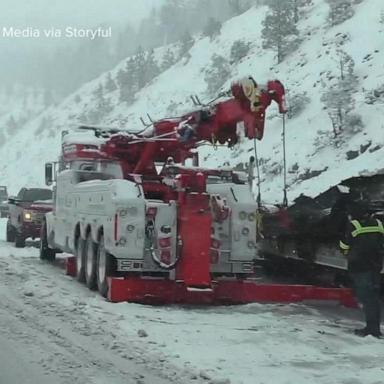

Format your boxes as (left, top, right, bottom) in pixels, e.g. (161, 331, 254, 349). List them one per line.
(47, 169, 178, 273)
(207, 183, 257, 272)
(48, 171, 145, 258)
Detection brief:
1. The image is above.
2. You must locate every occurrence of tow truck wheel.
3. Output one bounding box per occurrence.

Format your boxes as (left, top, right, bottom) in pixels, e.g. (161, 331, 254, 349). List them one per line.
(75, 236, 86, 283)
(96, 234, 114, 298)
(39, 221, 56, 261)
(6, 220, 15, 242)
(15, 232, 25, 248)
(84, 233, 97, 290)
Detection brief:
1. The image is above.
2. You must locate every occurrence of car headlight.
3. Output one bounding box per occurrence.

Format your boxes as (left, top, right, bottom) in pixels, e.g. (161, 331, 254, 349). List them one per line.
(24, 211, 32, 221)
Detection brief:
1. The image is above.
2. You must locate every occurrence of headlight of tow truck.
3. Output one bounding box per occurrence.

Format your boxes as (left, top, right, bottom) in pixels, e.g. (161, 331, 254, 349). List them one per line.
(23, 211, 32, 221)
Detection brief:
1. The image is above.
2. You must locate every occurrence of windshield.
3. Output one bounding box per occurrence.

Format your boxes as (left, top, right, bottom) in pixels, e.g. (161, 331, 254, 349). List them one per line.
(23, 189, 52, 202)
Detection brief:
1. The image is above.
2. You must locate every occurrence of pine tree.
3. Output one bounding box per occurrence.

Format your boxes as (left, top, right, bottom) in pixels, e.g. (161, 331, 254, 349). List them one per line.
(261, 0, 299, 64)
(105, 72, 117, 92)
(159, 0, 189, 44)
(178, 30, 194, 59)
(321, 52, 357, 136)
(88, 84, 112, 124)
(116, 58, 136, 103)
(291, 0, 311, 23)
(126, 58, 139, 94)
(204, 54, 231, 95)
(161, 49, 176, 71)
(321, 84, 354, 136)
(115, 24, 135, 61)
(336, 49, 355, 82)
(325, 0, 354, 26)
(144, 49, 160, 83)
(93, 84, 104, 99)
(230, 40, 251, 63)
(287, 92, 310, 119)
(228, 0, 243, 16)
(134, 46, 147, 89)
(116, 68, 128, 103)
(203, 17, 222, 40)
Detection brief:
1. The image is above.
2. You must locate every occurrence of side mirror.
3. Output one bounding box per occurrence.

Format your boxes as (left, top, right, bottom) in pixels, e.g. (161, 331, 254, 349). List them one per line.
(45, 163, 54, 186)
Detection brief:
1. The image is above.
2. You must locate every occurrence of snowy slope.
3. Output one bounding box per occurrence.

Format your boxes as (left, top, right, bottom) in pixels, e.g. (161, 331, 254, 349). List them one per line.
(0, 86, 48, 150)
(0, 217, 383, 384)
(0, 0, 383, 203)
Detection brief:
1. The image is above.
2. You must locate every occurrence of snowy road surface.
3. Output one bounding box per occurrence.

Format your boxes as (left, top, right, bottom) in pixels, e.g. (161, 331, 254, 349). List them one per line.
(0, 332, 55, 384)
(0, 218, 383, 384)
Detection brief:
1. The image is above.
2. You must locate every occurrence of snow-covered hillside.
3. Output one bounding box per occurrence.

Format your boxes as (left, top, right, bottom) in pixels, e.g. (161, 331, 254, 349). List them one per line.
(0, 0, 383, 202)
(0, 86, 50, 152)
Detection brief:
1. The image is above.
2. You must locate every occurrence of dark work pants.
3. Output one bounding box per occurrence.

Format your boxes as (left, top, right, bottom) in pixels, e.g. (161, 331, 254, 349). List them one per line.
(350, 271, 382, 334)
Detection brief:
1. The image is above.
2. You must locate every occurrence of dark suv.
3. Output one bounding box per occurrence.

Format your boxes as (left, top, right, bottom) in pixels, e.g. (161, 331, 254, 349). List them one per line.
(7, 188, 53, 248)
(0, 186, 8, 218)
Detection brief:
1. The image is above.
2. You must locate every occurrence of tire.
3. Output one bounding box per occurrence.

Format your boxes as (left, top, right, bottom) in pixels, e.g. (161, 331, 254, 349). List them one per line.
(39, 221, 56, 261)
(75, 236, 86, 283)
(84, 233, 97, 290)
(15, 232, 25, 248)
(96, 234, 115, 298)
(6, 220, 15, 242)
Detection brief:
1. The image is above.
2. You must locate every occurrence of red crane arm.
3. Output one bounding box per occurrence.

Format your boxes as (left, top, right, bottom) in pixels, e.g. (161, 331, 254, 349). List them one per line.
(79, 77, 287, 175)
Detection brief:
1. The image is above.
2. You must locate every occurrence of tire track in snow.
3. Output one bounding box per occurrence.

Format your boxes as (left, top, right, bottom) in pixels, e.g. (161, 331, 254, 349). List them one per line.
(0, 239, 206, 384)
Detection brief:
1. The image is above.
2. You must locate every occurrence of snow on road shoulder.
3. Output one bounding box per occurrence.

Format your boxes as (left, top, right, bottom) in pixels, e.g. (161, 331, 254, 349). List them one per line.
(0, 219, 383, 384)
(111, 303, 384, 384)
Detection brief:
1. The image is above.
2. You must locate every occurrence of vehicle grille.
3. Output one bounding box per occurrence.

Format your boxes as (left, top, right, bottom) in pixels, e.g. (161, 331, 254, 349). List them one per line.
(32, 212, 45, 224)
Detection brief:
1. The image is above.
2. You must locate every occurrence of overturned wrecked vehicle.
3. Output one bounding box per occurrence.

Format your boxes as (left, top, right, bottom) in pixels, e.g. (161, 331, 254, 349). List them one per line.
(258, 174, 384, 275)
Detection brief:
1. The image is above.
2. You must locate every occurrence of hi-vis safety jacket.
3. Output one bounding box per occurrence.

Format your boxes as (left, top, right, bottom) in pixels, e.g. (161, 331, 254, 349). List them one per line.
(339, 218, 384, 273)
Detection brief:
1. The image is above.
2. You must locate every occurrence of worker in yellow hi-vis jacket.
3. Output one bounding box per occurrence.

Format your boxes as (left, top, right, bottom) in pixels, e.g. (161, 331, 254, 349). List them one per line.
(339, 201, 384, 338)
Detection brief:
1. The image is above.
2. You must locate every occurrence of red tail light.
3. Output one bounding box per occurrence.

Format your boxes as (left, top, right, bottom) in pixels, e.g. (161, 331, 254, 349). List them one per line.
(160, 250, 171, 264)
(159, 237, 171, 248)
